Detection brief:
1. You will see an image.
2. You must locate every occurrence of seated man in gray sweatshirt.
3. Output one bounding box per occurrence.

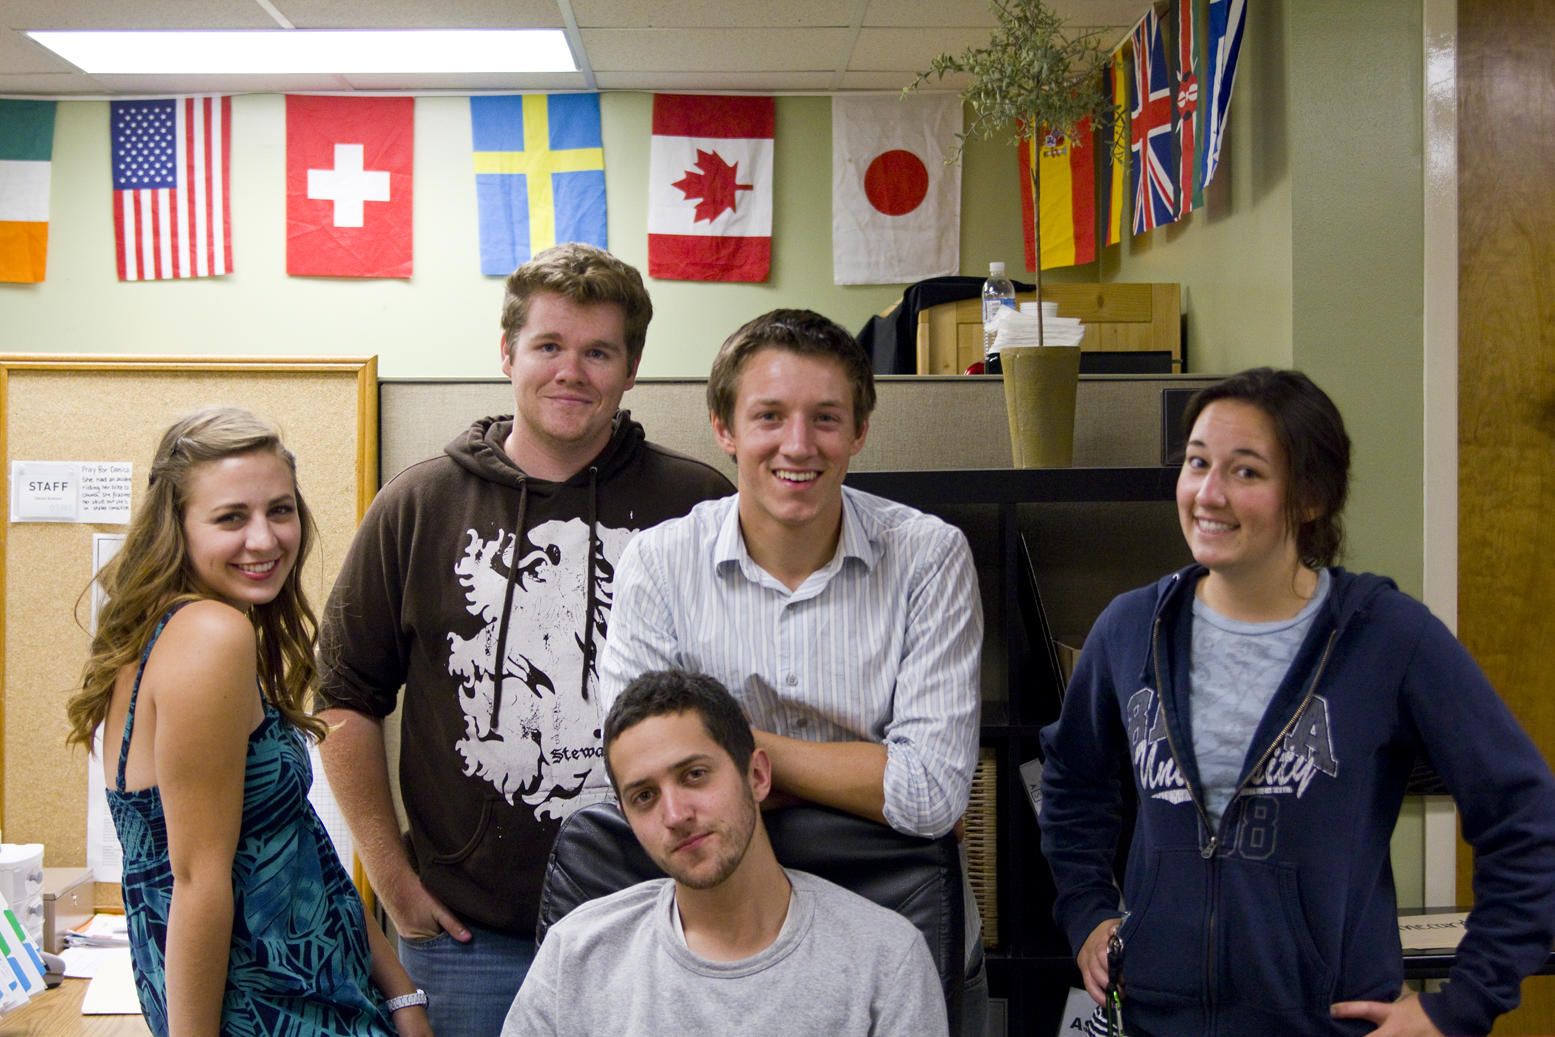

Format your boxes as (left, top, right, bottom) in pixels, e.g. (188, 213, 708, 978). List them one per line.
(502, 669, 948, 1037)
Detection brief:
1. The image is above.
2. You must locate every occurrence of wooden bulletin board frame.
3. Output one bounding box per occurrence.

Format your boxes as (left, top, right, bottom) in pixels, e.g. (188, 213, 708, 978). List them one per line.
(0, 354, 377, 869)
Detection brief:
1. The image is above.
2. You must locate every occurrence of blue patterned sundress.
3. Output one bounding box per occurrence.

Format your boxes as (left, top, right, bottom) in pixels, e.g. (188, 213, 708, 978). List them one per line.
(106, 607, 396, 1037)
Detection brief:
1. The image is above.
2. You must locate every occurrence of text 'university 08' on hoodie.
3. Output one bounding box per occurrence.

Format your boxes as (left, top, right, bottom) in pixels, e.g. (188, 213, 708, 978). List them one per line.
(1039, 565, 1555, 1037)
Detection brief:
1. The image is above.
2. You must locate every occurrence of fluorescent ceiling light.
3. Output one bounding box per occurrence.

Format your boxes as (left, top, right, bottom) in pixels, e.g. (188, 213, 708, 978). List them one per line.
(28, 29, 577, 74)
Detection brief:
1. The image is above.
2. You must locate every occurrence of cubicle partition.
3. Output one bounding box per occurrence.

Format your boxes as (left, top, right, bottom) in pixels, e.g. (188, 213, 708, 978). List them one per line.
(380, 372, 1213, 1036)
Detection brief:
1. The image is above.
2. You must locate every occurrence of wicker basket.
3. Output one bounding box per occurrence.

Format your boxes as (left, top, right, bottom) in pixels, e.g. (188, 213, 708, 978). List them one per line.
(965, 747, 999, 948)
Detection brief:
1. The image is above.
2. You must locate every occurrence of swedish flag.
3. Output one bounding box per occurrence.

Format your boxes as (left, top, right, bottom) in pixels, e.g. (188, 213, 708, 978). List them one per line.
(472, 94, 607, 275)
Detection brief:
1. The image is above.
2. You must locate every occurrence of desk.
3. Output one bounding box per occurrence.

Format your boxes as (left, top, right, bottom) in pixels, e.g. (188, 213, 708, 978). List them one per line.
(0, 979, 147, 1037)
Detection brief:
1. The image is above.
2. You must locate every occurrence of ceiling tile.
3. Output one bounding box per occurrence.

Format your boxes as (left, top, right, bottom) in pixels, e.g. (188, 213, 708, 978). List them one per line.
(340, 71, 586, 90)
(0, 25, 75, 71)
(1047, 1, 1147, 29)
(0, 0, 274, 31)
(592, 70, 834, 91)
(862, 0, 996, 28)
(273, 0, 563, 30)
(572, 0, 848, 29)
(0, 70, 99, 92)
(839, 69, 971, 91)
(849, 26, 994, 71)
(582, 28, 847, 73)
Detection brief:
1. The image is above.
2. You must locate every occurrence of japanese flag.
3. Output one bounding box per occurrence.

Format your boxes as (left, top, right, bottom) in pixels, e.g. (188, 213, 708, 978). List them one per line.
(648, 94, 773, 282)
(286, 95, 413, 278)
(832, 93, 962, 285)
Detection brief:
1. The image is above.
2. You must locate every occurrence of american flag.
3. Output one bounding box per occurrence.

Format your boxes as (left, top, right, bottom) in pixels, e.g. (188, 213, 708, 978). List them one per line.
(1130, 10, 1177, 235)
(111, 96, 231, 281)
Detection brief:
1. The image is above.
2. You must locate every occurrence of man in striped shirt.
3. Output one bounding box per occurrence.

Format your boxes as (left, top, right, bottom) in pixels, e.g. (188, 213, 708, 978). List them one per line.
(598, 309, 985, 1035)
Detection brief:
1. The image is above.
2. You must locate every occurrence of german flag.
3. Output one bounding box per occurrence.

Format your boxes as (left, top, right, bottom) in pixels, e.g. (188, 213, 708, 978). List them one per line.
(1097, 47, 1129, 248)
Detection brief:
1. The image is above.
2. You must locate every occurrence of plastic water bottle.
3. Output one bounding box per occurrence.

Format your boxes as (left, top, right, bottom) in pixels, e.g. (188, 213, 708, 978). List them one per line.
(982, 261, 1016, 361)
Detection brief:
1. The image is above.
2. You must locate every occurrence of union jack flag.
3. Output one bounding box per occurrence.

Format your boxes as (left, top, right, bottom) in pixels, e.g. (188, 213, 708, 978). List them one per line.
(1130, 9, 1177, 234)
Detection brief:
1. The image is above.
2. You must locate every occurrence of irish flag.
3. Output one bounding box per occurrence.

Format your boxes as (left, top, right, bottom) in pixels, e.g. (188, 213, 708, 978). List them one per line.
(0, 100, 56, 284)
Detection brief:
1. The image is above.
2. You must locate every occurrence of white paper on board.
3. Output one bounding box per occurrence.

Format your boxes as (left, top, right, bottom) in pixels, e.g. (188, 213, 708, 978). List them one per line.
(10, 461, 77, 522)
(91, 535, 125, 636)
(8, 461, 133, 524)
(78, 463, 133, 523)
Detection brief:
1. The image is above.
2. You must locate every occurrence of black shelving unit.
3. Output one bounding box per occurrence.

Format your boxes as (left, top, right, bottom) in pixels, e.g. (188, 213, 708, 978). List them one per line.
(845, 467, 1177, 1036)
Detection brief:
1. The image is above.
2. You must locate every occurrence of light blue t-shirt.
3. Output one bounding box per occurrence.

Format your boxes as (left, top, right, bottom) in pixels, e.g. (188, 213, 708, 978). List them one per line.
(1189, 568, 1331, 830)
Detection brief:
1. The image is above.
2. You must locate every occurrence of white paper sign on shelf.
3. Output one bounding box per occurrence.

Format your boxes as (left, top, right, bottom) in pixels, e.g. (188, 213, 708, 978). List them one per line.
(9, 461, 132, 524)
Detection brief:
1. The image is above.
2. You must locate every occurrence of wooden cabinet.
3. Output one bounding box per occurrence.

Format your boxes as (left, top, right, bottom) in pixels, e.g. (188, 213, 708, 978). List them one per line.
(915, 283, 1182, 375)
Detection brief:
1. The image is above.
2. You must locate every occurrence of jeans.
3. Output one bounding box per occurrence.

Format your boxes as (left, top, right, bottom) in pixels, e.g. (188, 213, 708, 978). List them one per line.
(963, 934, 989, 1037)
(399, 921, 538, 1037)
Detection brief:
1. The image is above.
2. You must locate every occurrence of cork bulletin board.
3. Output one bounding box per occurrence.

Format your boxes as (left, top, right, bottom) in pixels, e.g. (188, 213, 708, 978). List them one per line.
(0, 355, 377, 869)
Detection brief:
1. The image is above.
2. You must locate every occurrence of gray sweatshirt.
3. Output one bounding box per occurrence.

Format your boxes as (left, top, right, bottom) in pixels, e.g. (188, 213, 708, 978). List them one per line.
(502, 869, 948, 1037)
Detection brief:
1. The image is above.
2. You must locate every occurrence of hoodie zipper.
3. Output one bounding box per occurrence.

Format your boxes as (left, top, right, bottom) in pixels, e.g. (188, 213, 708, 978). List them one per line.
(1149, 610, 1222, 1020)
(1150, 586, 1341, 1030)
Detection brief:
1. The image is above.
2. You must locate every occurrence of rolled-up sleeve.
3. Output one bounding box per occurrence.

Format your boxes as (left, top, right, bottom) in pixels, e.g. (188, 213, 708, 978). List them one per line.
(880, 528, 982, 839)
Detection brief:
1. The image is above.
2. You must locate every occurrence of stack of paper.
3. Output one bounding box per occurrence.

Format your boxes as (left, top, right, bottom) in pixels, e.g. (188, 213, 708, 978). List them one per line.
(989, 305, 1085, 351)
(64, 914, 129, 948)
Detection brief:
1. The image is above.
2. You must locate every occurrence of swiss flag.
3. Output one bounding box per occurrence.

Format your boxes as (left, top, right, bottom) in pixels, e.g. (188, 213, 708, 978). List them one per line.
(287, 95, 413, 278)
(648, 95, 773, 282)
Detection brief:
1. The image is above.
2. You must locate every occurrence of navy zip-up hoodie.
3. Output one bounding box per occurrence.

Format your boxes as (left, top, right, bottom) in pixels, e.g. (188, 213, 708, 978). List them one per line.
(1039, 566, 1555, 1036)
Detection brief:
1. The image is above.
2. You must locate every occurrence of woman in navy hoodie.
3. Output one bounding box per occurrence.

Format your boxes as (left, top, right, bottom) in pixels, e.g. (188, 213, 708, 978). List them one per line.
(1039, 368, 1555, 1036)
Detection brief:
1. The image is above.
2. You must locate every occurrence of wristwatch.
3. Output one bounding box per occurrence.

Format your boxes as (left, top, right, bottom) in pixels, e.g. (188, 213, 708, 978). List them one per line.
(384, 989, 428, 1013)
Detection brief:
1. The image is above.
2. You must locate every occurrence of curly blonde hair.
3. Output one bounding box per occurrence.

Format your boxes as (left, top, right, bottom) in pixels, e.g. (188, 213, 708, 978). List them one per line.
(66, 406, 325, 749)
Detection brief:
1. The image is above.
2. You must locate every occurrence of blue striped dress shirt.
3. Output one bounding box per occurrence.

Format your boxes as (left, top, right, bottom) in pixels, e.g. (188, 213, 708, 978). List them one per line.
(599, 486, 983, 839)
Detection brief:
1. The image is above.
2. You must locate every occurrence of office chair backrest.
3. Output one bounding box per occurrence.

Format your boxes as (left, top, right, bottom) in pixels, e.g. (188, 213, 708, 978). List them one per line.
(536, 802, 964, 1034)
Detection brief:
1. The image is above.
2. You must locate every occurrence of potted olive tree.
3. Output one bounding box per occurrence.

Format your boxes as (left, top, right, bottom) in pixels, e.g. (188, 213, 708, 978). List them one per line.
(911, 0, 1120, 348)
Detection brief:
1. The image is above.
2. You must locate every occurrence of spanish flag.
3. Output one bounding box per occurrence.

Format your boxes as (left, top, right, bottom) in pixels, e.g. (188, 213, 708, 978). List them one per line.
(1020, 120, 1094, 272)
(0, 100, 55, 283)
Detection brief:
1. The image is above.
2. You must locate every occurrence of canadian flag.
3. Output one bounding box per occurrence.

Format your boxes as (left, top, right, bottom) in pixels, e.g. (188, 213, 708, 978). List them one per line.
(286, 95, 413, 278)
(648, 94, 773, 282)
(831, 93, 961, 285)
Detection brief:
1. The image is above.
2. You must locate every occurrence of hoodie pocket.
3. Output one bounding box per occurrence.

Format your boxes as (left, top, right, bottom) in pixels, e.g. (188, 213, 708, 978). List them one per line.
(1216, 857, 1333, 1010)
(1115, 847, 1209, 1004)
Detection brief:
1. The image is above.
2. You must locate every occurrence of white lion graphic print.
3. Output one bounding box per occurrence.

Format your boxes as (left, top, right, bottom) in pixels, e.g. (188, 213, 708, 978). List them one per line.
(447, 517, 637, 822)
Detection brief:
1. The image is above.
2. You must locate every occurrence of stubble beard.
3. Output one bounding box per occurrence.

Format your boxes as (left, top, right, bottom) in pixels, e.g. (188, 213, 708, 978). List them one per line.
(665, 787, 758, 891)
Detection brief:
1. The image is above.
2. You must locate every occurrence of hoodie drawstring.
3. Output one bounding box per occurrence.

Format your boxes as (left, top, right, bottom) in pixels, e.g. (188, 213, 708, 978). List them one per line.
(483, 479, 528, 741)
(579, 466, 600, 703)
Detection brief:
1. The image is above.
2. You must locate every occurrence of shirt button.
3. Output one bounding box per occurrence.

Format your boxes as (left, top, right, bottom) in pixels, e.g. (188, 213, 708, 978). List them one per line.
(796, 717, 809, 728)
(785, 675, 797, 686)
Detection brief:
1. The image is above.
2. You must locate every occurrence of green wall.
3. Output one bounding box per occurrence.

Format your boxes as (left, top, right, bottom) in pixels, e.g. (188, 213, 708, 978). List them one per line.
(1289, 0, 1425, 599)
(1103, 0, 1294, 374)
(0, 93, 1031, 379)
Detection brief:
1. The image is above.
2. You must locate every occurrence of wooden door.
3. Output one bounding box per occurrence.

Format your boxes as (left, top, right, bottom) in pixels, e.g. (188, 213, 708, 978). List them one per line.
(1458, 2, 1555, 1031)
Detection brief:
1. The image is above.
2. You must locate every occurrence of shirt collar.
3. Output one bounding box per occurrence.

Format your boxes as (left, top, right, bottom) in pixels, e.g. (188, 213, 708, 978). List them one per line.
(713, 487, 878, 584)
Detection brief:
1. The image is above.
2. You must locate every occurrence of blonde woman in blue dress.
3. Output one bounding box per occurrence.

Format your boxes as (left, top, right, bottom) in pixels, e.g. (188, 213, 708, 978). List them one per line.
(66, 407, 433, 1037)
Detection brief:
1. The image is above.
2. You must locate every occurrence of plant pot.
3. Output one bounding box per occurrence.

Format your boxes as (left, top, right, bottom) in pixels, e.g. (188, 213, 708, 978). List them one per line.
(1001, 345, 1081, 468)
